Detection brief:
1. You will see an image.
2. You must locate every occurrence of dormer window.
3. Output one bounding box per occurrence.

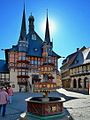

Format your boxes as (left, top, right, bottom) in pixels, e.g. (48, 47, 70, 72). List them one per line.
(34, 48, 38, 51)
(49, 48, 51, 51)
(75, 59, 79, 64)
(32, 34, 36, 40)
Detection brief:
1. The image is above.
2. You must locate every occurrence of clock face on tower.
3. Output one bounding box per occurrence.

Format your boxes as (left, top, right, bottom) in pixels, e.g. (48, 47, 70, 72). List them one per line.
(32, 34, 36, 40)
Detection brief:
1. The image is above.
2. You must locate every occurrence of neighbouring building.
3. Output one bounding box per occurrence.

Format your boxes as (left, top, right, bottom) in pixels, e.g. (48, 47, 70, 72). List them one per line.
(56, 72, 62, 88)
(60, 46, 90, 94)
(0, 7, 61, 92)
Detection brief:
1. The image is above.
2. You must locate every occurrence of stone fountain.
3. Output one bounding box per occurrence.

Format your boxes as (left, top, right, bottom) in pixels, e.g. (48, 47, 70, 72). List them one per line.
(20, 47, 65, 119)
(20, 63, 65, 120)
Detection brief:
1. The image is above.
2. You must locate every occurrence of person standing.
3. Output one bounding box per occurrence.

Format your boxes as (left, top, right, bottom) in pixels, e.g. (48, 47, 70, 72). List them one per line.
(8, 85, 13, 104)
(0, 87, 8, 117)
(4, 85, 8, 93)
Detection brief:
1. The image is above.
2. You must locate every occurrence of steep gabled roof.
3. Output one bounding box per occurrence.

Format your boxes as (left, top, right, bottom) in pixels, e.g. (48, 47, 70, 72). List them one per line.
(52, 51, 61, 58)
(62, 46, 90, 70)
(27, 32, 43, 57)
(10, 45, 18, 51)
(62, 46, 87, 66)
(68, 53, 78, 68)
(62, 52, 77, 65)
(8, 10, 61, 59)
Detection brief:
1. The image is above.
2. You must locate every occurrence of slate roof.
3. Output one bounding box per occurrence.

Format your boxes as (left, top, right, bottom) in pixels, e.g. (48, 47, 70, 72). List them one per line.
(8, 31, 60, 58)
(7, 10, 61, 58)
(70, 47, 90, 68)
(0, 60, 9, 73)
(62, 52, 77, 66)
(27, 32, 43, 57)
(10, 45, 18, 51)
(52, 51, 61, 58)
(62, 47, 90, 69)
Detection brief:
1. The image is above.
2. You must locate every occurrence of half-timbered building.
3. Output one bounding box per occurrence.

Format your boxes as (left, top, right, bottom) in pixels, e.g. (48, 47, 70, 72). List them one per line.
(0, 7, 61, 92)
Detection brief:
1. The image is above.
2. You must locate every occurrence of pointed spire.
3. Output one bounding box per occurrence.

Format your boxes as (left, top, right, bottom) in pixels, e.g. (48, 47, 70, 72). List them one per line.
(28, 12, 34, 33)
(45, 9, 50, 43)
(19, 4, 26, 40)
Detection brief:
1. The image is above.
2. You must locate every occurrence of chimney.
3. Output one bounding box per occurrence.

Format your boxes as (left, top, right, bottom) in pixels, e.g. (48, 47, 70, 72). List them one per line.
(77, 48, 79, 51)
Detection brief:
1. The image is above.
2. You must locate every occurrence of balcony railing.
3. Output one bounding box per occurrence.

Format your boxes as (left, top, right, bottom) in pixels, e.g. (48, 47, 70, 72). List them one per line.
(17, 60, 29, 64)
(17, 75, 29, 78)
(17, 66, 28, 69)
(18, 81, 27, 85)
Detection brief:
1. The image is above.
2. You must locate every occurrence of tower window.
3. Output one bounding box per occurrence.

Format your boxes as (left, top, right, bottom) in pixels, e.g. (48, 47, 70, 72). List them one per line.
(34, 48, 38, 51)
(32, 34, 36, 40)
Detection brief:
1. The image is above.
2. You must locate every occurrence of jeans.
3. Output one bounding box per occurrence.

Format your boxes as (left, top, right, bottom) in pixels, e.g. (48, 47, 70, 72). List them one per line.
(0, 104, 7, 116)
(9, 96, 12, 103)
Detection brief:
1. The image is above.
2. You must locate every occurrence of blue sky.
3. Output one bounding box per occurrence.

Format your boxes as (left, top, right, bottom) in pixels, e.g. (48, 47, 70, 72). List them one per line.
(0, 0, 90, 68)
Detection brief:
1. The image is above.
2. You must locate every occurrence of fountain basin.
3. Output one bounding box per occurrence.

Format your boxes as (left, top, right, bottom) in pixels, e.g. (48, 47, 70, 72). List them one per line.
(25, 97, 65, 117)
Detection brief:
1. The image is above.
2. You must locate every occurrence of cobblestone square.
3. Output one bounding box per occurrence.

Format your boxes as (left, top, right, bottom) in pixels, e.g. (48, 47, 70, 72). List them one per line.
(0, 89, 90, 120)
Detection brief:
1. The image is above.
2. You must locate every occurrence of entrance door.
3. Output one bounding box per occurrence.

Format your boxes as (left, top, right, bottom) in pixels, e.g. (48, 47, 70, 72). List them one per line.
(73, 79, 77, 88)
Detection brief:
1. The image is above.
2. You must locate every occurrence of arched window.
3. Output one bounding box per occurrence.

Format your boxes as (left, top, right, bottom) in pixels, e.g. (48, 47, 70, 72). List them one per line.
(73, 79, 77, 88)
(84, 77, 88, 88)
(78, 78, 82, 88)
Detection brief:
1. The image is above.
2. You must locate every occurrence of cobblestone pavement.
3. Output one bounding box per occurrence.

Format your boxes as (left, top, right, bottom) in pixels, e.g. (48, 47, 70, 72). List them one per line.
(58, 88, 90, 120)
(0, 92, 32, 120)
(64, 96, 90, 120)
(0, 89, 89, 120)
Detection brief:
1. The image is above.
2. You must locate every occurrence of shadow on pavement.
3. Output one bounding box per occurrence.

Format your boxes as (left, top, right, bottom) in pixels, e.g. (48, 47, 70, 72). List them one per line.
(49, 91, 77, 101)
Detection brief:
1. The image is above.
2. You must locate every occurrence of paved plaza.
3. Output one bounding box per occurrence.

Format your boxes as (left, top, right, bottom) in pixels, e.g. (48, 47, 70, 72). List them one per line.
(58, 89, 90, 120)
(0, 89, 90, 120)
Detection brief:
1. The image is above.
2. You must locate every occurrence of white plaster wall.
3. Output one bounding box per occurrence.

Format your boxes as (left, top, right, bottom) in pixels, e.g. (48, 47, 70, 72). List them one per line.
(10, 69, 19, 92)
(53, 72, 57, 83)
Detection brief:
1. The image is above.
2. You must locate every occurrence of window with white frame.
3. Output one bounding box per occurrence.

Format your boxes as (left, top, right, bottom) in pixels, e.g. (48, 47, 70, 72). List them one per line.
(32, 34, 36, 40)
